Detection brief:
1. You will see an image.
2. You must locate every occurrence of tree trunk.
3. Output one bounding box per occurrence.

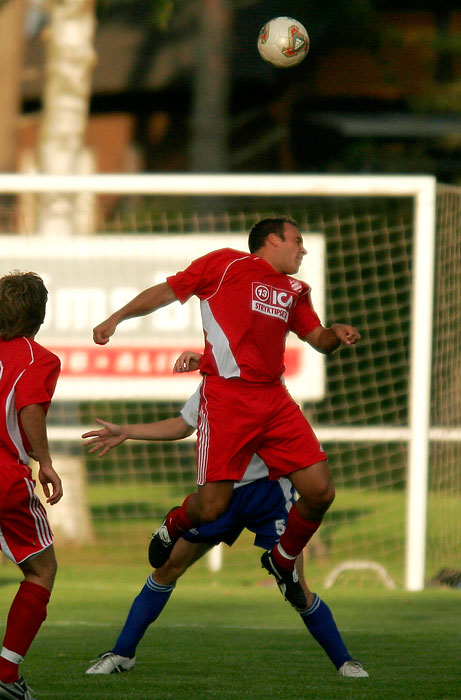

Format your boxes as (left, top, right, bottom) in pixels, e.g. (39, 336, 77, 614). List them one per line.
(36, 0, 96, 235)
(0, 0, 26, 172)
(190, 0, 232, 172)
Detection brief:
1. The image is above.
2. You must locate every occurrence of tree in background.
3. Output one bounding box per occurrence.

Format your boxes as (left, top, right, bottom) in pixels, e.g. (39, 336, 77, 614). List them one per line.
(0, 0, 26, 172)
(36, 0, 97, 235)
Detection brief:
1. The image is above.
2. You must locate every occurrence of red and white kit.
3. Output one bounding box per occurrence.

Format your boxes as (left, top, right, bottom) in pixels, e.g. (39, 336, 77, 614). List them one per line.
(0, 337, 60, 563)
(167, 248, 327, 484)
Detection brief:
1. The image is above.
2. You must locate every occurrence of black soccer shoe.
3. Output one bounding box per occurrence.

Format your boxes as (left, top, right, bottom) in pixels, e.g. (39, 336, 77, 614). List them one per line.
(261, 550, 307, 612)
(148, 506, 180, 568)
(0, 676, 35, 700)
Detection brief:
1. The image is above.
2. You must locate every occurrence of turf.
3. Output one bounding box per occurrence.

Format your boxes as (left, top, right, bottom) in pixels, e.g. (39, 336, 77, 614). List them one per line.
(0, 552, 459, 700)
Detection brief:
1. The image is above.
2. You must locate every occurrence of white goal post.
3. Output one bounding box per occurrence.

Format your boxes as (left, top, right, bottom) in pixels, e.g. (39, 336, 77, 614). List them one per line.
(0, 173, 441, 590)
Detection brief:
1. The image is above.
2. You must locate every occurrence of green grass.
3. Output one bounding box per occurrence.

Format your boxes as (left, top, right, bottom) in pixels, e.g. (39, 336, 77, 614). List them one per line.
(1, 551, 460, 700)
(85, 484, 461, 586)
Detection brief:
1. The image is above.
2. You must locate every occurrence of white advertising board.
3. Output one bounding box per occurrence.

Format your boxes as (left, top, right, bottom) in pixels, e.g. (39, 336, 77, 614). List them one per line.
(1, 234, 325, 401)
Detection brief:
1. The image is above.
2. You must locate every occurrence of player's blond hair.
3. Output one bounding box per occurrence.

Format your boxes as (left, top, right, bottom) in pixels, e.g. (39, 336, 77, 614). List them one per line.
(0, 270, 48, 340)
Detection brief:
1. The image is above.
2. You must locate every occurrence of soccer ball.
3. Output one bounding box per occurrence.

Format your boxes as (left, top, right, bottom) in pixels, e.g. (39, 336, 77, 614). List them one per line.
(257, 16, 309, 69)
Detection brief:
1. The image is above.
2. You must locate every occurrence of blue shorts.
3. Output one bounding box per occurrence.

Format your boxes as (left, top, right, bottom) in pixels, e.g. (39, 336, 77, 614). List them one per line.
(183, 478, 295, 550)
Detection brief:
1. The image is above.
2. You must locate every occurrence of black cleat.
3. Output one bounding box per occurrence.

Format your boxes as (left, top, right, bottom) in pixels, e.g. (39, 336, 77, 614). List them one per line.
(261, 550, 307, 612)
(148, 506, 180, 568)
(0, 676, 36, 700)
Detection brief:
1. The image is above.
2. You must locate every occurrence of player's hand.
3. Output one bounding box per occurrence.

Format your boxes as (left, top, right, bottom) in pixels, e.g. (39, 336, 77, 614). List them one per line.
(82, 418, 126, 456)
(38, 462, 63, 505)
(332, 323, 361, 346)
(93, 318, 117, 345)
(173, 350, 201, 373)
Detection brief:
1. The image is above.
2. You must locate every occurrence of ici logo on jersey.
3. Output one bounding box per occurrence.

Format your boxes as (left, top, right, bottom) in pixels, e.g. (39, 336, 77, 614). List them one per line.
(252, 283, 294, 321)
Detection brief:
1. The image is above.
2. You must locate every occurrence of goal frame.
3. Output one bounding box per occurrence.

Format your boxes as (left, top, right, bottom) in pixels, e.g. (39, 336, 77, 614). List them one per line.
(0, 172, 437, 591)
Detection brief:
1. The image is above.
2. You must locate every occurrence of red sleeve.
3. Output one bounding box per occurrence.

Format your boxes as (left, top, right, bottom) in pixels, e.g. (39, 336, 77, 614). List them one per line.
(167, 249, 233, 304)
(291, 288, 322, 339)
(15, 351, 61, 414)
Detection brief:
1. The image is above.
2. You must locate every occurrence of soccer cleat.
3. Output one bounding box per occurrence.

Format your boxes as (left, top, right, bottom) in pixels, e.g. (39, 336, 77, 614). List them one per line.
(261, 550, 307, 612)
(338, 659, 369, 677)
(85, 651, 136, 675)
(148, 506, 180, 568)
(0, 676, 36, 700)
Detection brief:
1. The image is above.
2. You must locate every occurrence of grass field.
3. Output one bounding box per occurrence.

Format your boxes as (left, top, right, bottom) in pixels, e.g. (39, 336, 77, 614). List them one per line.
(86, 482, 461, 588)
(1, 545, 460, 700)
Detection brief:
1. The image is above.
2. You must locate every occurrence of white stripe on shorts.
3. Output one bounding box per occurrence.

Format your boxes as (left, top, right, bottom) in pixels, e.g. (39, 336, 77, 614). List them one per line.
(24, 478, 53, 548)
(197, 379, 210, 486)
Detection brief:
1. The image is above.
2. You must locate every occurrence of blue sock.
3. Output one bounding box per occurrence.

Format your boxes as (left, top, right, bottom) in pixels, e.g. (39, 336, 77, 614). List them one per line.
(112, 575, 175, 658)
(300, 594, 351, 669)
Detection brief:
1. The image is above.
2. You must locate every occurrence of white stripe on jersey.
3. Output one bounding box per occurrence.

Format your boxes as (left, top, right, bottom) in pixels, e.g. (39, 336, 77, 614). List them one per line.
(181, 385, 200, 427)
(200, 300, 240, 378)
(3, 337, 36, 465)
(5, 372, 29, 464)
(196, 379, 210, 486)
(25, 478, 53, 548)
(278, 476, 295, 511)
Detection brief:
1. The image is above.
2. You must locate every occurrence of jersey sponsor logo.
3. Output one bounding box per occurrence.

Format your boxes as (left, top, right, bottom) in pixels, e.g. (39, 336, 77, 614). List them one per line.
(252, 283, 294, 322)
(288, 278, 303, 293)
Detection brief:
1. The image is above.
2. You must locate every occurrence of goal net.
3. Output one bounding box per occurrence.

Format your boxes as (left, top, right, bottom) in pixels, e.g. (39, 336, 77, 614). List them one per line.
(0, 174, 459, 591)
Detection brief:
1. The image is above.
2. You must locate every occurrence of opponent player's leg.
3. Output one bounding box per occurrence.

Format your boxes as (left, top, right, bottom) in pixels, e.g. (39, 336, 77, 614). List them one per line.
(86, 539, 212, 675)
(247, 479, 367, 676)
(295, 551, 368, 677)
(0, 546, 57, 690)
(149, 481, 234, 568)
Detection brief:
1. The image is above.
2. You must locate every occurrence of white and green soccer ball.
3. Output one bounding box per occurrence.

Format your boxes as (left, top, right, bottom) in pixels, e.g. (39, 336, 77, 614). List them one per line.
(257, 16, 309, 69)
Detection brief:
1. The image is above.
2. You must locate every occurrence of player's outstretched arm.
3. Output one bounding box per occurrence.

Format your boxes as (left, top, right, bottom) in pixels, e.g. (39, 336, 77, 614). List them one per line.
(20, 404, 63, 505)
(93, 281, 178, 345)
(81, 418, 127, 456)
(304, 323, 361, 354)
(82, 416, 194, 457)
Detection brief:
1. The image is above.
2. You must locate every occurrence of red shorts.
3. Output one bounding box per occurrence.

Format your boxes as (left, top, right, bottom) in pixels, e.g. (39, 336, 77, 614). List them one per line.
(0, 461, 53, 564)
(196, 376, 326, 485)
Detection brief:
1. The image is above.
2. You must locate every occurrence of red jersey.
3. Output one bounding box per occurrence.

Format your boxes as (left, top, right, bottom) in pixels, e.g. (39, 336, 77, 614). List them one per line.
(0, 337, 61, 467)
(167, 248, 321, 382)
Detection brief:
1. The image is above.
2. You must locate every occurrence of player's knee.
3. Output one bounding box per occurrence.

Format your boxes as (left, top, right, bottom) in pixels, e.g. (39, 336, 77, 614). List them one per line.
(322, 481, 335, 508)
(154, 560, 181, 586)
(196, 500, 226, 523)
(308, 481, 335, 516)
(21, 547, 58, 590)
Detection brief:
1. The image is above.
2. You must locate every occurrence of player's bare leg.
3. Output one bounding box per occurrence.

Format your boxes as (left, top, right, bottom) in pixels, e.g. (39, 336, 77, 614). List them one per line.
(19, 544, 58, 592)
(149, 481, 234, 568)
(154, 540, 213, 586)
(290, 461, 335, 521)
(185, 481, 235, 523)
(276, 460, 334, 567)
(295, 551, 314, 608)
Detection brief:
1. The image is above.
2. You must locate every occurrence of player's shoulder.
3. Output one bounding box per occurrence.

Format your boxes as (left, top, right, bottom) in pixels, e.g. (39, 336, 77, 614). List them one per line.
(210, 247, 250, 262)
(285, 276, 311, 295)
(197, 247, 252, 272)
(24, 337, 61, 369)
